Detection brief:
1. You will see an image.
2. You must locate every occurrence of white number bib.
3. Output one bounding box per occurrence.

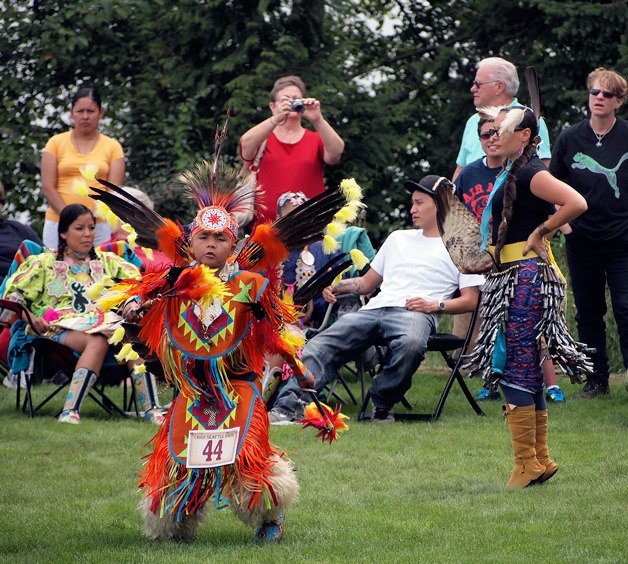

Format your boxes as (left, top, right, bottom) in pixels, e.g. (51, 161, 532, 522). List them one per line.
(186, 428, 240, 469)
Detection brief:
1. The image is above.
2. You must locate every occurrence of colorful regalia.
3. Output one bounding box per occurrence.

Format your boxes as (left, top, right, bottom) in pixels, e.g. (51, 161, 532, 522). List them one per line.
(90, 150, 361, 540)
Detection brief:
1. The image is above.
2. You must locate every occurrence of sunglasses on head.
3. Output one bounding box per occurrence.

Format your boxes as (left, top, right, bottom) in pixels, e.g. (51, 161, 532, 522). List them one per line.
(589, 88, 617, 99)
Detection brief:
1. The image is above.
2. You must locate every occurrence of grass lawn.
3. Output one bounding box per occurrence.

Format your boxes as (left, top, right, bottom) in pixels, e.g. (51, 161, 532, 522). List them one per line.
(0, 368, 626, 564)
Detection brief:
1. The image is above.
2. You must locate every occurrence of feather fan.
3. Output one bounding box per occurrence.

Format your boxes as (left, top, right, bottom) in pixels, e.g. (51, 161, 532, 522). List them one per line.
(434, 184, 494, 274)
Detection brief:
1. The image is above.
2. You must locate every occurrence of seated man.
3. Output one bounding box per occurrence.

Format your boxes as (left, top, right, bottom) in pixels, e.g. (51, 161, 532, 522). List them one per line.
(268, 175, 485, 423)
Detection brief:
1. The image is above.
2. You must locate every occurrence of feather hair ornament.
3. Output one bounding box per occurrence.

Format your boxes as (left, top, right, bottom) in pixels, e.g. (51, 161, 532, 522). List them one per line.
(498, 107, 526, 137)
(525, 66, 542, 122)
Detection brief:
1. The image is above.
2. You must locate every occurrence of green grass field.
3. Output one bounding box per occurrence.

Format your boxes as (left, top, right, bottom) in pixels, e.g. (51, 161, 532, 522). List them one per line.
(1, 368, 626, 564)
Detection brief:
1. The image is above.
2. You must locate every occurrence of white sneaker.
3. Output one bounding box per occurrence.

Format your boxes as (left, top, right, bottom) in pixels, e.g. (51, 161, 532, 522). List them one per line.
(268, 409, 296, 425)
(3, 372, 25, 389)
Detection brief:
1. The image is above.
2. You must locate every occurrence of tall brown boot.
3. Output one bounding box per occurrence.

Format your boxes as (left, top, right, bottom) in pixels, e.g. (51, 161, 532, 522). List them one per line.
(503, 404, 545, 488)
(535, 410, 558, 483)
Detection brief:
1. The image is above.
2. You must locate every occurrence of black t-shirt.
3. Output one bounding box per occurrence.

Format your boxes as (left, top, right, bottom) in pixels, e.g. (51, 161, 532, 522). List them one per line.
(0, 219, 43, 282)
(550, 119, 628, 242)
(490, 155, 554, 246)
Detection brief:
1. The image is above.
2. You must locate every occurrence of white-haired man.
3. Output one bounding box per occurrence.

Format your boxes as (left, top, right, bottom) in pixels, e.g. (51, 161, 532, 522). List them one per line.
(452, 57, 552, 181)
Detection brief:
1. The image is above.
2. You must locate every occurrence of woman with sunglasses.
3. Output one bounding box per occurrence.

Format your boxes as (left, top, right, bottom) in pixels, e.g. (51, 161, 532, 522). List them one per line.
(464, 105, 590, 488)
(549, 68, 628, 399)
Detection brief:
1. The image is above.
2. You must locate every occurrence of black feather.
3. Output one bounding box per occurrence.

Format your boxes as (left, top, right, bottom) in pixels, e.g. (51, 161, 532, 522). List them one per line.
(292, 254, 353, 305)
(525, 66, 542, 122)
(90, 178, 169, 251)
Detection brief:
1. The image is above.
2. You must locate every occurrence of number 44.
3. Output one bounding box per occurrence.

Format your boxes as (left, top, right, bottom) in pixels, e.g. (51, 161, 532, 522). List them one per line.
(202, 439, 224, 462)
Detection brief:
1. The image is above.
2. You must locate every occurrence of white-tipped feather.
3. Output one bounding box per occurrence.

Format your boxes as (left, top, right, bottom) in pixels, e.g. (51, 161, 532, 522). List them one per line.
(476, 105, 502, 120)
(499, 108, 525, 137)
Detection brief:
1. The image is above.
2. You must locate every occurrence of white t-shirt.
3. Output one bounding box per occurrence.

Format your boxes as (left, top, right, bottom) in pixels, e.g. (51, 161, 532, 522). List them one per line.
(361, 230, 484, 310)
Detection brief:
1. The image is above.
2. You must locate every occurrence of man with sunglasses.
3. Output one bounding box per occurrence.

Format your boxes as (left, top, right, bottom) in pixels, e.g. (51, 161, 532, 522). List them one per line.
(452, 57, 552, 181)
(549, 67, 628, 398)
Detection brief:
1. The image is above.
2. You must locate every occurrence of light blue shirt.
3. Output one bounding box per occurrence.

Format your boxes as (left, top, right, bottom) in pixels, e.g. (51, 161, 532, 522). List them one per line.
(455, 98, 552, 168)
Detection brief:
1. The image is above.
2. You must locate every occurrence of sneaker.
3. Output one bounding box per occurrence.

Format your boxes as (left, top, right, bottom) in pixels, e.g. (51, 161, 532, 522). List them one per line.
(254, 511, 284, 541)
(476, 388, 501, 401)
(3, 373, 17, 389)
(576, 380, 610, 399)
(58, 410, 81, 424)
(144, 409, 166, 425)
(268, 410, 296, 425)
(371, 407, 394, 424)
(546, 386, 566, 403)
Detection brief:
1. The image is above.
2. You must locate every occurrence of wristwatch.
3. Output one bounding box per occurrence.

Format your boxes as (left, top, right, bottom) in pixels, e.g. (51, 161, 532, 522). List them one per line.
(438, 301, 446, 312)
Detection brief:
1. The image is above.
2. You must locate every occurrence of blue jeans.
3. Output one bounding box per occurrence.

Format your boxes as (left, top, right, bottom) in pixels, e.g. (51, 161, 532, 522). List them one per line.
(272, 307, 436, 418)
(565, 234, 628, 382)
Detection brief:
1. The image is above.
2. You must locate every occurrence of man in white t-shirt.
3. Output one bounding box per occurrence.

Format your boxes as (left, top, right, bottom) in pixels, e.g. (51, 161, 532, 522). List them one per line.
(268, 175, 484, 423)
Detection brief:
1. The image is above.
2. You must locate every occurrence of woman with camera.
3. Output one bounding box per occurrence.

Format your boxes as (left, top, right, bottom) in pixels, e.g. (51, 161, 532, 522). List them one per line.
(239, 75, 345, 224)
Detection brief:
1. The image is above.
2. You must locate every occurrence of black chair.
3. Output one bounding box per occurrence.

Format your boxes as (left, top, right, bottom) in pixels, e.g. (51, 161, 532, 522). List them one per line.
(304, 292, 372, 406)
(357, 299, 484, 422)
(0, 298, 137, 419)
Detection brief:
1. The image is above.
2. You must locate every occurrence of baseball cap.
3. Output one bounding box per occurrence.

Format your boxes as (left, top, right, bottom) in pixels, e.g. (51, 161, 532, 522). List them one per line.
(403, 175, 447, 196)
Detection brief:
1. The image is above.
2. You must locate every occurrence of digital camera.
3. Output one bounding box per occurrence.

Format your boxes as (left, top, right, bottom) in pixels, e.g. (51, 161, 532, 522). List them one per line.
(291, 99, 306, 113)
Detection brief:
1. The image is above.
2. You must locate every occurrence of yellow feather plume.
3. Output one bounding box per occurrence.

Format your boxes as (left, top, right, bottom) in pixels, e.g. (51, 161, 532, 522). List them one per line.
(322, 234, 340, 254)
(340, 178, 363, 201)
(121, 223, 134, 234)
(106, 210, 119, 229)
(79, 163, 99, 181)
(125, 348, 140, 361)
(96, 289, 132, 312)
(280, 324, 306, 354)
(73, 178, 90, 197)
(143, 247, 154, 261)
(332, 273, 343, 286)
(86, 282, 105, 301)
(115, 343, 133, 362)
(94, 201, 109, 220)
(127, 231, 138, 249)
(325, 220, 346, 238)
(350, 249, 370, 270)
(134, 363, 147, 374)
(108, 326, 126, 345)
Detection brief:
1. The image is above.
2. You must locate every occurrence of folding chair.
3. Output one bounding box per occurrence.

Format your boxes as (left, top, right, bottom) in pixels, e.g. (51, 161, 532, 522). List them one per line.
(0, 239, 144, 419)
(305, 292, 370, 406)
(0, 298, 136, 418)
(357, 298, 485, 422)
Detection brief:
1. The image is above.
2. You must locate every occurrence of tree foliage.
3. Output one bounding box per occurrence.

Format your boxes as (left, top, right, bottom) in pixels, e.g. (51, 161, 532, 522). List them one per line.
(1, 0, 626, 243)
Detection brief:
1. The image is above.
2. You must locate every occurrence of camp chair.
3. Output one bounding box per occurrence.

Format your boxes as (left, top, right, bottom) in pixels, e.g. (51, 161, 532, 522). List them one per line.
(305, 292, 380, 406)
(0, 240, 143, 418)
(357, 297, 485, 422)
(0, 298, 136, 418)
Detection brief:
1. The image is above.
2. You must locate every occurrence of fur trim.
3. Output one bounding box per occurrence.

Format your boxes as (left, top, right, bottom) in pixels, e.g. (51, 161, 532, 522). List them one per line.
(140, 496, 206, 541)
(231, 456, 299, 528)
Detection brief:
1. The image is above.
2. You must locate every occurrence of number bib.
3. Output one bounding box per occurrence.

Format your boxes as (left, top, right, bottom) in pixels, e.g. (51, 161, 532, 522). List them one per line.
(186, 428, 240, 469)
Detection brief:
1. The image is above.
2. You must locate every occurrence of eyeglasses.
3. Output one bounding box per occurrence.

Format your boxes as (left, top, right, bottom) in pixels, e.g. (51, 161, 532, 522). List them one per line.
(479, 127, 525, 140)
(588, 88, 617, 99)
(472, 80, 500, 89)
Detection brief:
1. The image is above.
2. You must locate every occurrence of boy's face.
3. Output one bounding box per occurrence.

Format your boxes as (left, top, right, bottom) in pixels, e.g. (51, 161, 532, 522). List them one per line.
(191, 230, 236, 268)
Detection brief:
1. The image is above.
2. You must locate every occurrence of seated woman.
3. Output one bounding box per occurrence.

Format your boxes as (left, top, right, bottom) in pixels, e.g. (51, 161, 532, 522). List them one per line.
(2, 204, 164, 425)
